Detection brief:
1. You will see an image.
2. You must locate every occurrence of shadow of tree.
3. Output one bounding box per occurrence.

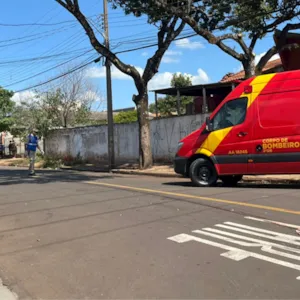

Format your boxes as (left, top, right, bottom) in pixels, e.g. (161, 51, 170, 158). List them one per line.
(0, 168, 118, 186)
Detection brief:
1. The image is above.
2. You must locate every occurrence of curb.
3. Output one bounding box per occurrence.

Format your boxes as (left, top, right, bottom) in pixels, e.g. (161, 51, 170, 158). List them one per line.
(111, 169, 180, 178)
(111, 169, 300, 184)
(243, 177, 300, 184)
(60, 166, 109, 172)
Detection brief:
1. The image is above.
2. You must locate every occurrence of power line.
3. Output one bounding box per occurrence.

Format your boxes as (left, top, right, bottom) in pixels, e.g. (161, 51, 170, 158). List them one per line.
(9, 26, 276, 93)
(0, 30, 89, 82)
(0, 25, 76, 49)
(0, 48, 91, 65)
(0, 24, 77, 45)
(15, 55, 101, 93)
(0, 14, 100, 27)
(12, 32, 201, 93)
(3, 49, 94, 88)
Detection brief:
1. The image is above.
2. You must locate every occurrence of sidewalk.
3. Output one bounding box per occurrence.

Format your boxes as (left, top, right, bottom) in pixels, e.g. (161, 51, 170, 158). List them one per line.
(112, 165, 300, 184)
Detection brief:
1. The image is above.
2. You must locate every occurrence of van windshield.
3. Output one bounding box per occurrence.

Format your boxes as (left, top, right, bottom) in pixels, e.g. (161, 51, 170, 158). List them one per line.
(212, 97, 248, 131)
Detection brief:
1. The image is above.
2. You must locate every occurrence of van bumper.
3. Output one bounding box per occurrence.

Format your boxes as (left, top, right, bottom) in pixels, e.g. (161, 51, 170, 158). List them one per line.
(174, 156, 188, 176)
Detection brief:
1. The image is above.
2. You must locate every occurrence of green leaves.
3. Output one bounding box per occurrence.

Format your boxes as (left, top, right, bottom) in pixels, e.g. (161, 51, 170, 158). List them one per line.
(149, 73, 193, 116)
(114, 110, 138, 123)
(171, 73, 192, 88)
(0, 87, 14, 132)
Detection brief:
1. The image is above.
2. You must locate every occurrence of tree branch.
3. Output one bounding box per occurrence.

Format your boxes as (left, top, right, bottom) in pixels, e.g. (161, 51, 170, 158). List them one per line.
(277, 22, 300, 50)
(142, 18, 185, 83)
(73, 0, 79, 11)
(154, 0, 243, 61)
(249, 34, 259, 53)
(56, 0, 68, 9)
(255, 46, 277, 75)
(174, 19, 186, 37)
(255, 22, 300, 75)
(55, 0, 142, 87)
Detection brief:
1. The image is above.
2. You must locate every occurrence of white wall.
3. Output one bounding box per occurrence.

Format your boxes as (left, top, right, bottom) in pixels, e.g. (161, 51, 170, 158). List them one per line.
(151, 114, 208, 162)
(45, 113, 208, 164)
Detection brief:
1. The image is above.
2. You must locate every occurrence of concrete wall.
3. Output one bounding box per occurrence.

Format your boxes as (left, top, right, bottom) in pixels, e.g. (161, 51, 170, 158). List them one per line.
(45, 113, 208, 164)
(151, 113, 208, 162)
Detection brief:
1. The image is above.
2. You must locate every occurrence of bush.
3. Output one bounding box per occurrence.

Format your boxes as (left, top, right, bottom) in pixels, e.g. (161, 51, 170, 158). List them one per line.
(43, 155, 62, 169)
(114, 110, 137, 124)
(62, 152, 84, 166)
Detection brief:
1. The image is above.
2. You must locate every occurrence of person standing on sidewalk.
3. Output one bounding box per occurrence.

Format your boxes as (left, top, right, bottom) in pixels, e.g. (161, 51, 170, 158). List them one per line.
(27, 129, 44, 175)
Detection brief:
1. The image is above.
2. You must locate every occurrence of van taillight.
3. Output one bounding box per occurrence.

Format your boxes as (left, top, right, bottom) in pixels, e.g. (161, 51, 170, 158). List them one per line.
(244, 85, 253, 94)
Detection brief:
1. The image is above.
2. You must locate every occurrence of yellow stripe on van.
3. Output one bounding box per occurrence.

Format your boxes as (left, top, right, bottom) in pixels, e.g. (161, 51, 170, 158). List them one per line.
(196, 127, 232, 156)
(196, 73, 276, 156)
(242, 73, 276, 107)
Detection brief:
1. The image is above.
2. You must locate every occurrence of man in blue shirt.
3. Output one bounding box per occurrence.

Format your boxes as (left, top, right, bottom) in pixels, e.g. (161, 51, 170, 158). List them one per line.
(27, 129, 44, 175)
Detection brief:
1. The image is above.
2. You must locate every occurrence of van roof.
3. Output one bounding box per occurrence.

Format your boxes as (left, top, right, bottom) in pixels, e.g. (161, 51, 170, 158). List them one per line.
(240, 70, 300, 96)
(252, 69, 300, 85)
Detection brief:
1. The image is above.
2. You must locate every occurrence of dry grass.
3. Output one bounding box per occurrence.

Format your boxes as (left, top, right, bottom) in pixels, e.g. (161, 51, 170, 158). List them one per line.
(0, 158, 44, 168)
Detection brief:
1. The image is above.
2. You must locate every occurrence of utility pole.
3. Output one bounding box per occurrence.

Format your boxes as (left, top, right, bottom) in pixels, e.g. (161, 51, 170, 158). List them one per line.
(103, 0, 115, 171)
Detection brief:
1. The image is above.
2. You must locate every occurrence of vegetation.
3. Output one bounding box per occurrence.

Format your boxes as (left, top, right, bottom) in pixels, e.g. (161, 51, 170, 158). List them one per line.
(114, 110, 138, 124)
(149, 74, 193, 116)
(0, 87, 14, 132)
(11, 68, 101, 139)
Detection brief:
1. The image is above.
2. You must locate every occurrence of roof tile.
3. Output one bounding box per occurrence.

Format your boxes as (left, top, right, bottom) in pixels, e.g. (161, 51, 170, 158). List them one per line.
(220, 58, 282, 83)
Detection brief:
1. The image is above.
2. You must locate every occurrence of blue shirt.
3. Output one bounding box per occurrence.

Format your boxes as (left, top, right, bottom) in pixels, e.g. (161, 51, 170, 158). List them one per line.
(27, 134, 38, 152)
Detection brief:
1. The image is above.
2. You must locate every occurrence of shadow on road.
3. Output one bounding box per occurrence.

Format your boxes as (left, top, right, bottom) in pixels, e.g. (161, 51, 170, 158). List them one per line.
(0, 168, 117, 186)
(163, 180, 300, 189)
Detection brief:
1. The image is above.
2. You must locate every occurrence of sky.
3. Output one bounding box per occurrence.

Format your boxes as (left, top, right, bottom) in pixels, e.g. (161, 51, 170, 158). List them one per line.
(0, 0, 287, 111)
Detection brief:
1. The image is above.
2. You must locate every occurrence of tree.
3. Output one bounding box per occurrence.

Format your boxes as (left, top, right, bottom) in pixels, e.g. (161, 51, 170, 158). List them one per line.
(55, 0, 185, 169)
(11, 99, 55, 140)
(11, 69, 101, 140)
(114, 110, 138, 124)
(171, 73, 192, 88)
(112, 0, 300, 78)
(43, 68, 101, 128)
(0, 87, 14, 132)
(149, 73, 193, 116)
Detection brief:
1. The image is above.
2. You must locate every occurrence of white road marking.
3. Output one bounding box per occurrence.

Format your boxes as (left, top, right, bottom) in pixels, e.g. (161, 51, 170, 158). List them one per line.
(198, 228, 300, 254)
(224, 222, 300, 240)
(194, 230, 300, 261)
(245, 216, 300, 229)
(216, 224, 300, 245)
(168, 233, 300, 278)
(0, 279, 17, 300)
(193, 230, 262, 247)
(220, 250, 250, 261)
(168, 220, 300, 280)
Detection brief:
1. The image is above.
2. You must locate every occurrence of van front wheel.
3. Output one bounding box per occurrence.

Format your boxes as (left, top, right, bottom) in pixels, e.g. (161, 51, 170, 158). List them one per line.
(189, 158, 218, 187)
(220, 175, 243, 186)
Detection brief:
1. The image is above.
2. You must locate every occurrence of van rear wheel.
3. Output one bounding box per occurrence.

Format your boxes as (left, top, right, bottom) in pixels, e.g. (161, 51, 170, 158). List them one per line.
(220, 175, 243, 186)
(189, 158, 218, 187)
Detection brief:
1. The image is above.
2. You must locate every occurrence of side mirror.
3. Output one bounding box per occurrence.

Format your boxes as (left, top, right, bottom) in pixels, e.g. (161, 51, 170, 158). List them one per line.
(206, 116, 213, 132)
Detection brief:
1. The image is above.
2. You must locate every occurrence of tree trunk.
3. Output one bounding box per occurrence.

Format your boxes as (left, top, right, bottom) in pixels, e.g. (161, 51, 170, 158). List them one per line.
(243, 58, 256, 78)
(134, 91, 153, 169)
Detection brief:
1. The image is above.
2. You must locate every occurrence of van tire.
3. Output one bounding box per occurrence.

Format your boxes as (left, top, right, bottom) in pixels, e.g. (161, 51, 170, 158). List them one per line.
(220, 175, 243, 186)
(189, 158, 218, 187)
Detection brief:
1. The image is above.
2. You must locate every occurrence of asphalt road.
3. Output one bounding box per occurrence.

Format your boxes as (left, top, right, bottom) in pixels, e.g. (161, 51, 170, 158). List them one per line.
(0, 167, 300, 299)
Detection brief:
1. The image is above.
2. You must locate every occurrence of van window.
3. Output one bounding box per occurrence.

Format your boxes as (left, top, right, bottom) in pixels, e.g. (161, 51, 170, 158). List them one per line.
(258, 95, 300, 128)
(212, 97, 248, 131)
